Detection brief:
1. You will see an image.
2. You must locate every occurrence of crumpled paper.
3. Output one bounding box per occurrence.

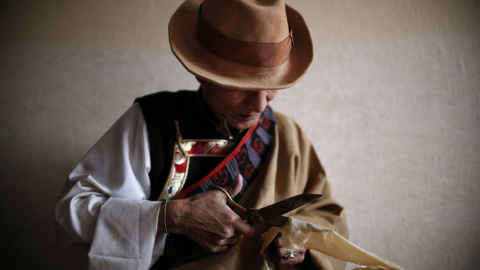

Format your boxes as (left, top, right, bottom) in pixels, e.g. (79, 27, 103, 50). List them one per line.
(260, 217, 404, 270)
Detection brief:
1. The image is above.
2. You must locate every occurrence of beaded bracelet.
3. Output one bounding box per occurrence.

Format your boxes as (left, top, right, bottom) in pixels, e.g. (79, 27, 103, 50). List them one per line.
(164, 200, 168, 235)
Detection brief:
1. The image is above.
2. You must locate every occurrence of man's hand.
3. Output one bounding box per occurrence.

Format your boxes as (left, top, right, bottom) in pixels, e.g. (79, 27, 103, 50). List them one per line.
(162, 175, 254, 253)
(270, 233, 306, 265)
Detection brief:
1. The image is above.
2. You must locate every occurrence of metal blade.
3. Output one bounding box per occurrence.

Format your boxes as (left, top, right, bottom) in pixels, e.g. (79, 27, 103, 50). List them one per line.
(247, 194, 322, 226)
(265, 215, 289, 227)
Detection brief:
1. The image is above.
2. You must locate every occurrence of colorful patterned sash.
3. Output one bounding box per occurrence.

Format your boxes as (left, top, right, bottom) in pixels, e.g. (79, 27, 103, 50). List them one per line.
(157, 106, 276, 201)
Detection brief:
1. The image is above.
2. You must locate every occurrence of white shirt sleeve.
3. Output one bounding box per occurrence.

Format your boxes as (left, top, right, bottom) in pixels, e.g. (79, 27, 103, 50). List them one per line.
(54, 103, 166, 269)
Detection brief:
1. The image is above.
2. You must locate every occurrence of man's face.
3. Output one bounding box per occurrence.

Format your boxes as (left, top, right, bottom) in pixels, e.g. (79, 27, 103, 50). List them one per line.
(202, 82, 279, 130)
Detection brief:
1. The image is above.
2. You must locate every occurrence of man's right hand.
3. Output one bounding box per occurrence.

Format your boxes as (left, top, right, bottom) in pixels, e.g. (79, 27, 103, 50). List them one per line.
(159, 175, 254, 253)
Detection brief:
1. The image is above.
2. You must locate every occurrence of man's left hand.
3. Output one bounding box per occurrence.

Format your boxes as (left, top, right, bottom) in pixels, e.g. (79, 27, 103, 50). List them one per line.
(269, 234, 306, 265)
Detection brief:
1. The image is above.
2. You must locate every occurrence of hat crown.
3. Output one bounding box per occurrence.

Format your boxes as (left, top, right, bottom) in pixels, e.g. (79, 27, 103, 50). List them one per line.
(168, 0, 314, 90)
(201, 0, 290, 43)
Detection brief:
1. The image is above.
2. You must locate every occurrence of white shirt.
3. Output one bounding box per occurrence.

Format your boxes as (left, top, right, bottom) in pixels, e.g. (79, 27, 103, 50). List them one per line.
(54, 103, 166, 269)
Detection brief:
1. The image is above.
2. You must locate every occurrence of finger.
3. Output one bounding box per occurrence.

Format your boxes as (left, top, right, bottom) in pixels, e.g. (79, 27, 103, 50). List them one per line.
(282, 248, 305, 258)
(225, 174, 243, 198)
(223, 234, 239, 245)
(192, 233, 234, 253)
(272, 248, 306, 265)
(283, 249, 305, 264)
(202, 242, 229, 253)
(274, 246, 289, 258)
(273, 233, 282, 247)
(231, 214, 255, 238)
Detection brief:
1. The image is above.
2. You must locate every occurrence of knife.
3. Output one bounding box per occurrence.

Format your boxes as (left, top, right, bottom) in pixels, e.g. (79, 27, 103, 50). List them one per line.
(208, 184, 322, 227)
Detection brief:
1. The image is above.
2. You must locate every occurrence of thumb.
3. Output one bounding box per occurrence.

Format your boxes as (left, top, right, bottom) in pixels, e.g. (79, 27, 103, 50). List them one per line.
(225, 174, 243, 198)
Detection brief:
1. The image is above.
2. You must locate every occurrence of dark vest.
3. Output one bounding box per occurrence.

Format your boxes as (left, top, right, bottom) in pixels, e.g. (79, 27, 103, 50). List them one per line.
(135, 90, 229, 201)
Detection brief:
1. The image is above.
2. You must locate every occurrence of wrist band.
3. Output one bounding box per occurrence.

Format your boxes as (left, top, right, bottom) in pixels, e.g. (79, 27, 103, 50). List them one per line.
(164, 200, 168, 235)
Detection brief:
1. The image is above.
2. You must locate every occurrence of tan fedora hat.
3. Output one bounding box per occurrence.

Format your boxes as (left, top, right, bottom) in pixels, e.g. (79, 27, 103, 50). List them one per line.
(169, 0, 314, 90)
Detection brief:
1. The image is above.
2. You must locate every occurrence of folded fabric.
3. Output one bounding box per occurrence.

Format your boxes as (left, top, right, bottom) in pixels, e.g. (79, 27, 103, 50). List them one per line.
(261, 217, 403, 270)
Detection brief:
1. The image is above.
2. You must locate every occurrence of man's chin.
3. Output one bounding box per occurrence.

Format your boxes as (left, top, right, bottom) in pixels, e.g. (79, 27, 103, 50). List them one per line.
(230, 119, 258, 130)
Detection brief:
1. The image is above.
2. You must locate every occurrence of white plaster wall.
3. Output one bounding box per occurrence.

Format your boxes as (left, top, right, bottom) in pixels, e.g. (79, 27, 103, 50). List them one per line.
(1, 0, 479, 269)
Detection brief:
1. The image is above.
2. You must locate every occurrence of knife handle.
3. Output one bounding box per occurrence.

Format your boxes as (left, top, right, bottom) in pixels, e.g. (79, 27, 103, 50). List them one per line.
(208, 184, 247, 214)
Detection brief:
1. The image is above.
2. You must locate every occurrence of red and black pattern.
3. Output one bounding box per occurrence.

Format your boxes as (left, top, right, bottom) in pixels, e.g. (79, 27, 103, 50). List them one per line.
(212, 168, 229, 186)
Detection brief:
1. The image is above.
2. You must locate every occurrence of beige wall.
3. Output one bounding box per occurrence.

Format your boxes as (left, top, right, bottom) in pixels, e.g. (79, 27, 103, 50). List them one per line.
(1, 0, 479, 269)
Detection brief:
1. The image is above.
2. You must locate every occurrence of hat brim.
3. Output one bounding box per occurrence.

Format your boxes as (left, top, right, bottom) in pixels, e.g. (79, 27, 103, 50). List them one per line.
(169, 0, 314, 90)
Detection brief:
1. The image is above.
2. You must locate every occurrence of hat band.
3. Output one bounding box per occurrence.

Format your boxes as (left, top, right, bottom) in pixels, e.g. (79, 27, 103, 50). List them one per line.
(196, 6, 293, 67)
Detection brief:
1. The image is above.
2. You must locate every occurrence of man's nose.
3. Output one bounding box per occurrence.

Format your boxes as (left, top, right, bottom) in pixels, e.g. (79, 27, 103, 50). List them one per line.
(246, 91, 269, 112)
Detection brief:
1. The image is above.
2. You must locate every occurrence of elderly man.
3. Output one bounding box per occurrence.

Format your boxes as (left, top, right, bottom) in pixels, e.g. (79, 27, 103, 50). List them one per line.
(54, 0, 348, 269)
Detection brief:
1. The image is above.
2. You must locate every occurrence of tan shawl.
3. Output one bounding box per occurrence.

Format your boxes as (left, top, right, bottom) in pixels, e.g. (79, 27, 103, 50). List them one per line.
(168, 112, 349, 270)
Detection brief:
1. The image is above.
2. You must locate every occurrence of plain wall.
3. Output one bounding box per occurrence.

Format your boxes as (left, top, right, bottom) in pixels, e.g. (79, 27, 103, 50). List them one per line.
(1, 0, 479, 269)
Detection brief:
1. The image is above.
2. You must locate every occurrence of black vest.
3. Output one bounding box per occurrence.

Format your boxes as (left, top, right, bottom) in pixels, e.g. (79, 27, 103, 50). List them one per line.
(135, 90, 231, 201)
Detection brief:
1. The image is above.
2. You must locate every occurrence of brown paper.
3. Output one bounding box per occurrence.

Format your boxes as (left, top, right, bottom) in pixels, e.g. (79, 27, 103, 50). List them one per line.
(260, 217, 404, 270)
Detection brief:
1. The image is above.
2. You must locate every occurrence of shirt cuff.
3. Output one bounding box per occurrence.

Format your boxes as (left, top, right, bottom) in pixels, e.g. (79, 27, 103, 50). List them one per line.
(88, 198, 164, 270)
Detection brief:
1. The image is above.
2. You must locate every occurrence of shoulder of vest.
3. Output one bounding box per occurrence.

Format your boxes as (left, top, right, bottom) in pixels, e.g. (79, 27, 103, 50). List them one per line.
(134, 90, 197, 201)
(135, 91, 196, 124)
(135, 90, 195, 110)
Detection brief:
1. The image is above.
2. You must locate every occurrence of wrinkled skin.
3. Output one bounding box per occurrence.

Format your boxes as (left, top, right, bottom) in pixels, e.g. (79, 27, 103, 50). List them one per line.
(199, 79, 279, 130)
(163, 175, 253, 252)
